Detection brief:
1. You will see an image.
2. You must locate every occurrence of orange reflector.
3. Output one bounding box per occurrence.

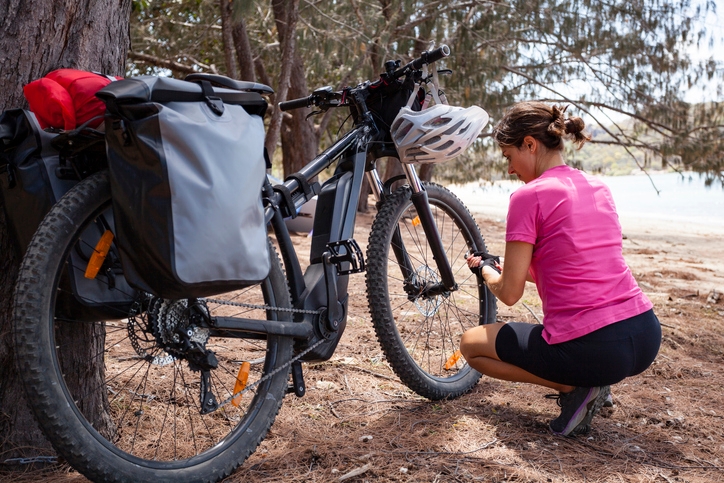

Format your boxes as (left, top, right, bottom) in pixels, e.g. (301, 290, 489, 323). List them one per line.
(411, 215, 421, 227)
(443, 350, 462, 371)
(84, 230, 114, 279)
(231, 361, 251, 407)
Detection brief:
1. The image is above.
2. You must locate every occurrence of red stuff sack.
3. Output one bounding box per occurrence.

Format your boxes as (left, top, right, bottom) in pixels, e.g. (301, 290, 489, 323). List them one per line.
(23, 69, 122, 130)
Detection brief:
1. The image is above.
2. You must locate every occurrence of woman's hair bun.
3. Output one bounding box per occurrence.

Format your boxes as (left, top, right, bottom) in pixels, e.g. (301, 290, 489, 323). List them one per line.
(546, 105, 567, 137)
(564, 117, 585, 134)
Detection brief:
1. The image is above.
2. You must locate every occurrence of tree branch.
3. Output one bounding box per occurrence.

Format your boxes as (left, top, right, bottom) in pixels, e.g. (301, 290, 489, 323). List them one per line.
(501, 65, 664, 192)
(128, 51, 196, 74)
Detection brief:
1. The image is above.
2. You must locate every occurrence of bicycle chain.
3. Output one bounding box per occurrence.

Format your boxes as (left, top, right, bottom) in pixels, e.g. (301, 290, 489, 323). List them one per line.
(203, 297, 326, 410)
(215, 336, 326, 410)
(204, 297, 323, 315)
(128, 296, 324, 410)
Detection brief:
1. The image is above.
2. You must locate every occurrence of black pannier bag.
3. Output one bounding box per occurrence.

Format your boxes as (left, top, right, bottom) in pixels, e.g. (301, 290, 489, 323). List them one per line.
(97, 76, 271, 299)
(359, 75, 423, 158)
(0, 109, 136, 321)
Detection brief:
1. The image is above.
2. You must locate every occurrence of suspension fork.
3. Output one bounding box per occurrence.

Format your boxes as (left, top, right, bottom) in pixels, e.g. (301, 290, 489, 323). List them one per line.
(366, 165, 457, 292)
(367, 169, 415, 284)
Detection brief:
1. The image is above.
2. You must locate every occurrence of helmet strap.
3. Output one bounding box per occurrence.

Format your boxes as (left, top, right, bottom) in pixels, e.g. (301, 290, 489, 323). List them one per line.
(431, 67, 448, 105)
(404, 62, 448, 109)
(420, 65, 432, 109)
(406, 82, 421, 108)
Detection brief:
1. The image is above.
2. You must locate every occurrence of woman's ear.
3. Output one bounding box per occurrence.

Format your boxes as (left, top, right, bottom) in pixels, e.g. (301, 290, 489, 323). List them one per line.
(523, 135, 537, 153)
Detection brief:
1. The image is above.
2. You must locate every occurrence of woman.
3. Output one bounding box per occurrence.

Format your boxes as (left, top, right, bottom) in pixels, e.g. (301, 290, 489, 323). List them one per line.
(460, 102, 661, 437)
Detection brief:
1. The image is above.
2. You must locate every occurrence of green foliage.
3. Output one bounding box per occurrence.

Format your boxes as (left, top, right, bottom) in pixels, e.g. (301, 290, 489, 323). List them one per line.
(129, 0, 227, 76)
(129, 0, 724, 185)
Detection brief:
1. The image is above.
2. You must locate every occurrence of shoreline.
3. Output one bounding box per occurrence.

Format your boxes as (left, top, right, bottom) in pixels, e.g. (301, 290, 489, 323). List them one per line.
(448, 179, 724, 294)
(449, 173, 724, 238)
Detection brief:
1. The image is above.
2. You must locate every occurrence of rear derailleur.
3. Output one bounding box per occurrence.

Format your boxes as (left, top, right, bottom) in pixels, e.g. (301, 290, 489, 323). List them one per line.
(145, 297, 220, 414)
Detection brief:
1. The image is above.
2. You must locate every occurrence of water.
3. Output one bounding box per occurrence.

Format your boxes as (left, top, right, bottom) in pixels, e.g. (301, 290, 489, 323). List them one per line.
(449, 171, 724, 235)
(600, 172, 724, 228)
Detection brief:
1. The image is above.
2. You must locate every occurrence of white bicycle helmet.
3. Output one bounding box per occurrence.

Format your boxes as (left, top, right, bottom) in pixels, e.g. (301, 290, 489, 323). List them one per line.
(390, 104, 489, 164)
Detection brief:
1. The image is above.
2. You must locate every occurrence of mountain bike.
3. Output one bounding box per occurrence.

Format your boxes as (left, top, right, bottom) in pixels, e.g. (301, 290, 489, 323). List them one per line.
(13, 45, 497, 483)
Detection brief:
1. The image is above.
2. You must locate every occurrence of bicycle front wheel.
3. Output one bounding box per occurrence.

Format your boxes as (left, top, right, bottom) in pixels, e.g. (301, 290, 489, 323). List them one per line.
(366, 182, 497, 400)
(13, 171, 293, 483)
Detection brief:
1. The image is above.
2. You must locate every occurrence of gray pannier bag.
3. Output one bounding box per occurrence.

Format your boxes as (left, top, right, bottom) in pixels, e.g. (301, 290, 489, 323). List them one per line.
(97, 75, 272, 299)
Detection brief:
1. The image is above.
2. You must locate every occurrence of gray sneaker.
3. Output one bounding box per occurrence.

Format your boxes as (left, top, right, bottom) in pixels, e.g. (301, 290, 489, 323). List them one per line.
(548, 386, 610, 437)
(602, 391, 614, 408)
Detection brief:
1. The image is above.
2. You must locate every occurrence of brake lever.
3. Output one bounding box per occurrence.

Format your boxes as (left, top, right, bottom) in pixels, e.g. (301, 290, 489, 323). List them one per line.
(305, 110, 322, 120)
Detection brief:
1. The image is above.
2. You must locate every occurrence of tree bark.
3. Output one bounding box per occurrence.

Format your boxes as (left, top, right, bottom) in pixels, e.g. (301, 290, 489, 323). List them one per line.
(0, 0, 131, 461)
(280, 56, 317, 178)
(265, 0, 300, 161)
(231, 14, 256, 82)
(219, 0, 239, 79)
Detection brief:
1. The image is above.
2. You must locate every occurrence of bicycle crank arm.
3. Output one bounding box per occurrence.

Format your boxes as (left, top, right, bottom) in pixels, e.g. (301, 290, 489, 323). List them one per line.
(211, 317, 314, 339)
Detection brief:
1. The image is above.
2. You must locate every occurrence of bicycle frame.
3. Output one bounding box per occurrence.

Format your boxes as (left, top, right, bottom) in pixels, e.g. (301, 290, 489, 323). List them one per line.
(209, 124, 370, 346)
(211, 122, 457, 352)
(211, 47, 460, 365)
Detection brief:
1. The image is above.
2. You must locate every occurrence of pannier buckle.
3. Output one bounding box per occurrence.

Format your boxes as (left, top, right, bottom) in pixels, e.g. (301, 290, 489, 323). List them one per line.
(204, 96, 225, 116)
(198, 79, 225, 115)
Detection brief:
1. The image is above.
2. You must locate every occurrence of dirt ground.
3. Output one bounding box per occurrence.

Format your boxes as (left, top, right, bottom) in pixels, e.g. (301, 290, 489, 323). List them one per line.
(4, 202, 724, 483)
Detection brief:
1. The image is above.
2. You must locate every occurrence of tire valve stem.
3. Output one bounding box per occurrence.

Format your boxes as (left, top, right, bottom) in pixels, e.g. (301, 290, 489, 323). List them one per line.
(84, 230, 114, 279)
(231, 361, 251, 407)
(444, 349, 462, 371)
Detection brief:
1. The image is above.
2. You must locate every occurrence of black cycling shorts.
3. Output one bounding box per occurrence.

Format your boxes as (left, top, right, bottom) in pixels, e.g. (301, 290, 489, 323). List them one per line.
(495, 309, 661, 387)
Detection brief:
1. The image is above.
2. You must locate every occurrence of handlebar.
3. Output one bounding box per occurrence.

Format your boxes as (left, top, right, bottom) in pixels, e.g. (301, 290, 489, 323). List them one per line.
(279, 45, 450, 112)
(402, 45, 450, 78)
(279, 96, 312, 112)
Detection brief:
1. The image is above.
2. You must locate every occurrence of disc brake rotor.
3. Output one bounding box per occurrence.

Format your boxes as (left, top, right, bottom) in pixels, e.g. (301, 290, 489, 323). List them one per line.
(411, 265, 444, 316)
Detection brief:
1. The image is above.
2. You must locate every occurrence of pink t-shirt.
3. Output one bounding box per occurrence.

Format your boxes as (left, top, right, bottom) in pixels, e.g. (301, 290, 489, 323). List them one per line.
(506, 165, 652, 344)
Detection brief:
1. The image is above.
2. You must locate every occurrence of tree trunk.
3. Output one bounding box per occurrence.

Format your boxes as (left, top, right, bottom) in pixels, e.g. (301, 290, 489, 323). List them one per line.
(419, 163, 434, 183)
(0, 0, 131, 461)
(219, 0, 238, 79)
(231, 15, 256, 82)
(265, 0, 300, 161)
(280, 56, 317, 177)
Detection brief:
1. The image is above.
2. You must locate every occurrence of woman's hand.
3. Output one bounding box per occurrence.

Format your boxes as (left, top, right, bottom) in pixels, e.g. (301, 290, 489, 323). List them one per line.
(466, 251, 502, 274)
(466, 252, 482, 271)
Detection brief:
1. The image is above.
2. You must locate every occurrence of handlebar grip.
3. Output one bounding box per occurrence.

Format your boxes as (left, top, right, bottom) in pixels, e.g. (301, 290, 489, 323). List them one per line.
(279, 96, 312, 111)
(411, 45, 450, 70)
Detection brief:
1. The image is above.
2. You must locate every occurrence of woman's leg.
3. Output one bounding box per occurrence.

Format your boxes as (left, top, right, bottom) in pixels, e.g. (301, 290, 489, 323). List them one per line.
(461, 322, 609, 437)
(460, 322, 575, 393)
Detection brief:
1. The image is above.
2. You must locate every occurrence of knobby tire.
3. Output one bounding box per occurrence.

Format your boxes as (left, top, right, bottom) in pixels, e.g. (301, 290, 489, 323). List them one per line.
(13, 171, 293, 483)
(366, 183, 497, 400)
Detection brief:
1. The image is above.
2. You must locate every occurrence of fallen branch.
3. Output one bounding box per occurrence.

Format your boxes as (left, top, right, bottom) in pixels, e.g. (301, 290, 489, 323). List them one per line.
(338, 462, 372, 481)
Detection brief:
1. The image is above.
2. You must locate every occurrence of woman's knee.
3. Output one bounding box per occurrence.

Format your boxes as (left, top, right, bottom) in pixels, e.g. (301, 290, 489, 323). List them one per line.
(460, 322, 504, 360)
(459, 329, 477, 359)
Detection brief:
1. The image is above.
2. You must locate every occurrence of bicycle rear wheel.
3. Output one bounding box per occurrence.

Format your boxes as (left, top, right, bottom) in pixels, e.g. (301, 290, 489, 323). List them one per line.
(366, 182, 497, 400)
(13, 171, 293, 483)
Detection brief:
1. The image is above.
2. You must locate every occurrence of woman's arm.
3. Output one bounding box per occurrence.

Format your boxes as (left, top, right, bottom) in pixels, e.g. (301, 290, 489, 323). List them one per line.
(480, 241, 534, 306)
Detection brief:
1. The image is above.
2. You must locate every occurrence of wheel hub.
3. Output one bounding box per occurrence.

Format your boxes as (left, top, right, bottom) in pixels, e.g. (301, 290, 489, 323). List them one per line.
(405, 265, 447, 316)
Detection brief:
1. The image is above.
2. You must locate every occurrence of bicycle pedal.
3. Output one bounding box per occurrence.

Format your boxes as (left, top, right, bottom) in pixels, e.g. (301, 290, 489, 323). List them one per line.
(325, 239, 365, 275)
